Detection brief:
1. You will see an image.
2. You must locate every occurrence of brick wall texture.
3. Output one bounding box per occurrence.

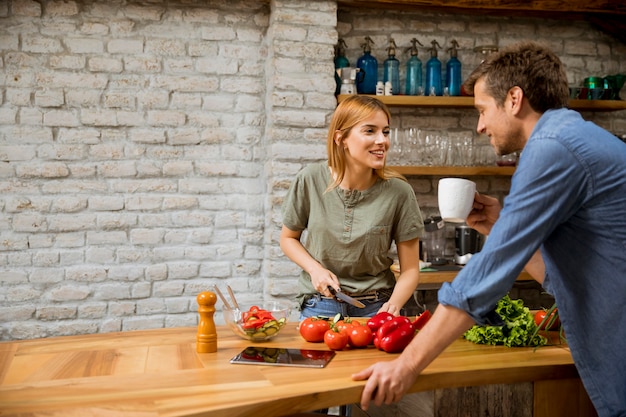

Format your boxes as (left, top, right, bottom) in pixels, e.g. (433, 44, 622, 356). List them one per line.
(1, 0, 624, 340)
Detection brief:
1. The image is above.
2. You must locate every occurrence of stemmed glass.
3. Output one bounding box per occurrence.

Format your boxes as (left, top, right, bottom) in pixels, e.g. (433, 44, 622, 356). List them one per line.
(388, 127, 403, 165)
(405, 127, 420, 165)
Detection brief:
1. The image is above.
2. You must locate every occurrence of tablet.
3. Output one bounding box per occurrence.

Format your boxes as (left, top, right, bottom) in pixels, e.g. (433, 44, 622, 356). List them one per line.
(230, 346, 335, 368)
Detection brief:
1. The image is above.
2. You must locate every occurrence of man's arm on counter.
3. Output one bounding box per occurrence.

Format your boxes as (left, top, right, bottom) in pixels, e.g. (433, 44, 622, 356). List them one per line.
(352, 303, 475, 410)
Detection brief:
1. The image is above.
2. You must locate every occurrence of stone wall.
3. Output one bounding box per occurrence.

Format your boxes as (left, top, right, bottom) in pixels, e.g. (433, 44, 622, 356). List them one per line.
(0, 0, 624, 340)
(0, 0, 338, 340)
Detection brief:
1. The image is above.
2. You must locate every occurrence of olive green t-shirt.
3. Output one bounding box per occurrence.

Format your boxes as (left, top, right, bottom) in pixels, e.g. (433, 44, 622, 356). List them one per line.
(282, 161, 424, 303)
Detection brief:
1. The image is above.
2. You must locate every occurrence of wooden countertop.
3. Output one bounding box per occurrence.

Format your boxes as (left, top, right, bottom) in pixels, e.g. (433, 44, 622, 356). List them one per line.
(0, 323, 577, 417)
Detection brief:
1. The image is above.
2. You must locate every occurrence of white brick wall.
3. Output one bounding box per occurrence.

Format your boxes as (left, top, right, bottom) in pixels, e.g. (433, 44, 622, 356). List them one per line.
(0, 0, 624, 340)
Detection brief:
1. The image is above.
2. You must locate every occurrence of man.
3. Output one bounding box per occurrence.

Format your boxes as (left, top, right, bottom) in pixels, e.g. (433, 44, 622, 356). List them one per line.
(352, 41, 626, 417)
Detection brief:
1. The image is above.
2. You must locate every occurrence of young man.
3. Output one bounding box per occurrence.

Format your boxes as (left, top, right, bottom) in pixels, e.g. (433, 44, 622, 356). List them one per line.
(352, 41, 626, 417)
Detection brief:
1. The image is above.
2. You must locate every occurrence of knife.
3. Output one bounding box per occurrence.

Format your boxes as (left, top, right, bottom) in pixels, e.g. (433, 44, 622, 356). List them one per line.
(327, 286, 365, 308)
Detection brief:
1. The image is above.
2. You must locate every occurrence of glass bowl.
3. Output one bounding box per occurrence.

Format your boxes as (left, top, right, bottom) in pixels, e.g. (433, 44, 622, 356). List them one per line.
(224, 300, 291, 341)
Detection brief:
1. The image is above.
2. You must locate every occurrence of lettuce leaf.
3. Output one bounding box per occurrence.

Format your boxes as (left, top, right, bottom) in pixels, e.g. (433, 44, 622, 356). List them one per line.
(464, 295, 547, 347)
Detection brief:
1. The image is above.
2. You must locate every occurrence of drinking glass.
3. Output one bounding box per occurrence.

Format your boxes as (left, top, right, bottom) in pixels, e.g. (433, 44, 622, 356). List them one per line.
(448, 129, 473, 166)
(462, 135, 474, 166)
(389, 127, 403, 165)
(404, 127, 420, 165)
(437, 133, 449, 166)
(422, 130, 441, 166)
(421, 130, 437, 166)
(475, 144, 496, 166)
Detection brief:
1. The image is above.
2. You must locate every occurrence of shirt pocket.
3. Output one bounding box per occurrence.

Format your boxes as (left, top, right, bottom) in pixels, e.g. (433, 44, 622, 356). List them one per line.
(366, 225, 391, 255)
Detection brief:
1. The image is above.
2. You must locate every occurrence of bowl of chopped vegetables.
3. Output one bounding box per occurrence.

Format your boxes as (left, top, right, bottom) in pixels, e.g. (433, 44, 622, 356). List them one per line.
(224, 301, 291, 341)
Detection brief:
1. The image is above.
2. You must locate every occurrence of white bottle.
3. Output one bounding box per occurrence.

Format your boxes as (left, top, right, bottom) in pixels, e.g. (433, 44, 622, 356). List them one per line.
(384, 81, 393, 96)
(376, 81, 384, 96)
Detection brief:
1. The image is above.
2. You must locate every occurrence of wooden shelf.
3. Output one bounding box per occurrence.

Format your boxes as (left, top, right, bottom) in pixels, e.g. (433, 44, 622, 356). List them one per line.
(337, 0, 626, 17)
(338, 95, 475, 108)
(391, 266, 534, 285)
(337, 94, 626, 111)
(419, 270, 534, 286)
(567, 98, 626, 111)
(389, 165, 515, 176)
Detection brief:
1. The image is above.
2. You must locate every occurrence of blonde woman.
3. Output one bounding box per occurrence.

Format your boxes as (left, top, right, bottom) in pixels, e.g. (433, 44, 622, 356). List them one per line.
(280, 95, 423, 319)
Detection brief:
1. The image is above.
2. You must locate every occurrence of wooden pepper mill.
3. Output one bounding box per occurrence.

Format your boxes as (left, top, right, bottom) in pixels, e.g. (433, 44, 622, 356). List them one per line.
(196, 291, 218, 353)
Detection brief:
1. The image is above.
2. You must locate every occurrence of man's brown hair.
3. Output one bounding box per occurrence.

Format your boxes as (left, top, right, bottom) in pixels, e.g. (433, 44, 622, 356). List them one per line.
(463, 41, 569, 113)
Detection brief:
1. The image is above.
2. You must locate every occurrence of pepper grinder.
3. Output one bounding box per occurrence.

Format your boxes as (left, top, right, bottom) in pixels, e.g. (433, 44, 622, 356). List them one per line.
(196, 291, 218, 353)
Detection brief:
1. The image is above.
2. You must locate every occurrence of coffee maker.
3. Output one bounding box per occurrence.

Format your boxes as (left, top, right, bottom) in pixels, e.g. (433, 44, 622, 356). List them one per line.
(336, 67, 362, 95)
(454, 225, 481, 265)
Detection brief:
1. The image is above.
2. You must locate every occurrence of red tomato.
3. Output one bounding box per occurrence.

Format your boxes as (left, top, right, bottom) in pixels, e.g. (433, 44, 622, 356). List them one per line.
(348, 325, 373, 348)
(334, 319, 355, 334)
(534, 309, 560, 330)
(299, 317, 331, 342)
(324, 329, 349, 350)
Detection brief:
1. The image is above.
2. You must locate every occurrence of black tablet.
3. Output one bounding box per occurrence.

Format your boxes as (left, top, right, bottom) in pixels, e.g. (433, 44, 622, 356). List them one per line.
(229, 346, 335, 368)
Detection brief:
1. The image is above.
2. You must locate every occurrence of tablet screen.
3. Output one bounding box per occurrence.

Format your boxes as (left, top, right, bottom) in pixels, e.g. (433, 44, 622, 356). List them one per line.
(230, 346, 335, 368)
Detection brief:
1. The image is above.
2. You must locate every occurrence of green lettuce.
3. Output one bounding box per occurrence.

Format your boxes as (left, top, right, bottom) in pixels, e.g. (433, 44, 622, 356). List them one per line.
(464, 295, 547, 347)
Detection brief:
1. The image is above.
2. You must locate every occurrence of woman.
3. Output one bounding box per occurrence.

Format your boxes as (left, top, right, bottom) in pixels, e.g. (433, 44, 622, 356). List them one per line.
(280, 95, 423, 319)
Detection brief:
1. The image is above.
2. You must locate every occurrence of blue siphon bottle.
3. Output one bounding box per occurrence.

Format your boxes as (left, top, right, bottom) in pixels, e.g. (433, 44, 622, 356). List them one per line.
(356, 36, 378, 95)
(334, 39, 350, 96)
(383, 38, 400, 95)
(446, 39, 462, 96)
(405, 38, 424, 96)
(425, 40, 443, 96)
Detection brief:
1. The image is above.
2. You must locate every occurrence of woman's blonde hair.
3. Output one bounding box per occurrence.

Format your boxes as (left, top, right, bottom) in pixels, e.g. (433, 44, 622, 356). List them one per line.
(326, 95, 406, 191)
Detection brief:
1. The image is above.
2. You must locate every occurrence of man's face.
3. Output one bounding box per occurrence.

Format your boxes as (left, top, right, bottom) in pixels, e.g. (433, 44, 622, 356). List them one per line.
(473, 78, 524, 156)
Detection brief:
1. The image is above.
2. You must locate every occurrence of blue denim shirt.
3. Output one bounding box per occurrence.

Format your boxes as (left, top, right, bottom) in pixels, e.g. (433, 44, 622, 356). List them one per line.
(439, 108, 626, 417)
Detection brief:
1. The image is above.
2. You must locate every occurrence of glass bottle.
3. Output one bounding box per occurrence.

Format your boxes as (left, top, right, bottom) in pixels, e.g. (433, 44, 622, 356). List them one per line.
(425, 40, 443, 96)
(405, 38, 424, 96)
(356, 36, 378, 95)
(383, 38, 400, 96)
(445, 39, 462, 96)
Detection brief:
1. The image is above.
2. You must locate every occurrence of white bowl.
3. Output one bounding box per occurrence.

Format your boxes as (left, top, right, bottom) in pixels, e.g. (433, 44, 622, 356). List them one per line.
(224, 300, 291, 341)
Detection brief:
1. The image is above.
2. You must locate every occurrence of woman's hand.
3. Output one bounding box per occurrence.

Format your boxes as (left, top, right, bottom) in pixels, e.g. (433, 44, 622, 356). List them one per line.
(308, 265, 340, 297)
(466, 193, 501, 236)
(280, 225, 339, 297)
(377, 301, 401, 316)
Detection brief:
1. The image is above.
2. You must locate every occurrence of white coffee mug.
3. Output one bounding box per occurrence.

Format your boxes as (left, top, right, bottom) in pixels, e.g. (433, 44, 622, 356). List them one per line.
(438, 178, 477, 223)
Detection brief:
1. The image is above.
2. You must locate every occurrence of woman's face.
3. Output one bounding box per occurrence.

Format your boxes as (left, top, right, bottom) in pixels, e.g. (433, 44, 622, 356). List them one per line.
(338, 109, 390, 172)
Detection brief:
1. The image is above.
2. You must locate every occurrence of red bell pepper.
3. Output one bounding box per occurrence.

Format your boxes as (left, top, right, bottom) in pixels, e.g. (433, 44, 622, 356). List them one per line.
(412, 310, 431, 330)
(372, 311, 432, 353)
(366, 311, 394, 333)
(375, 316, 415, 353)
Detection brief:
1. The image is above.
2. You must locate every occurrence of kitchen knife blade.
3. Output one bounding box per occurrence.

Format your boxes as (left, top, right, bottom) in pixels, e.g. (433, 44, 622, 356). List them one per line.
(327, 286, 365, 308)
